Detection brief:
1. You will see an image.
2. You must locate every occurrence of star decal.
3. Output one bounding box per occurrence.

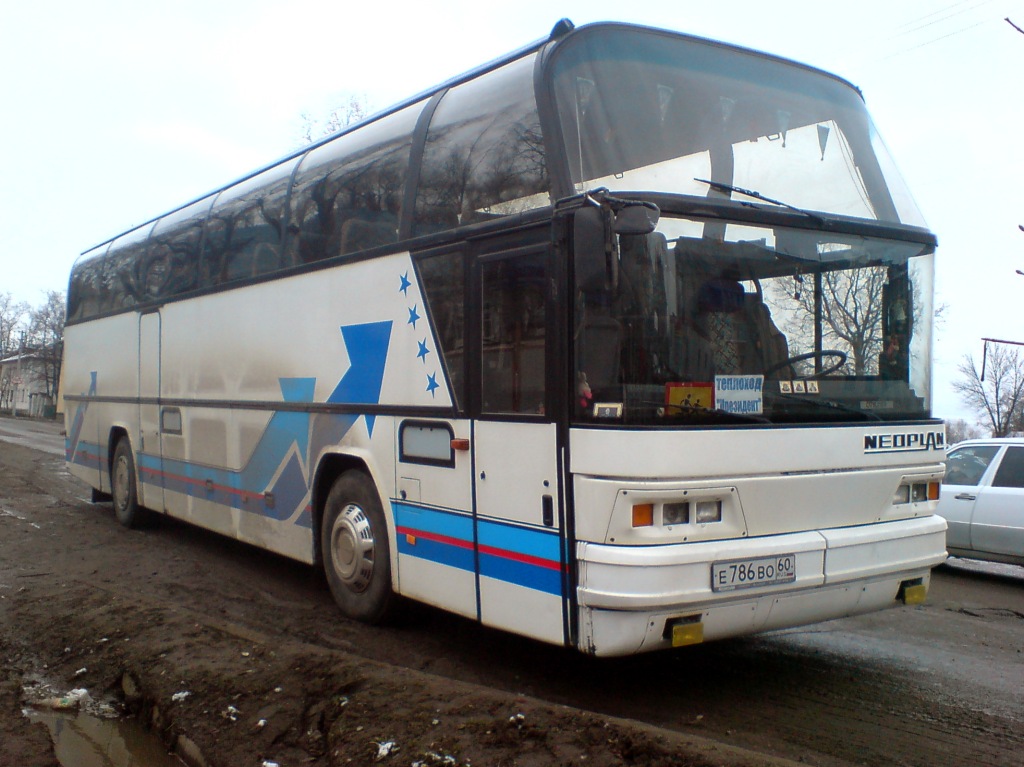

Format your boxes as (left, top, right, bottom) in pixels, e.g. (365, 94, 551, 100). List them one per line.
(417, 338, 430, 363)
(407, 304, 420, 329)
(399, 272, 411, 295)
(426, 372, 439, 397)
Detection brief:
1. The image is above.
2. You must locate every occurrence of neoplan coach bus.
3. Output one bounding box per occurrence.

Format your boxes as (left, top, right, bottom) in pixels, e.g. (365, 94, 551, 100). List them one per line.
(64, 20, 947, 656)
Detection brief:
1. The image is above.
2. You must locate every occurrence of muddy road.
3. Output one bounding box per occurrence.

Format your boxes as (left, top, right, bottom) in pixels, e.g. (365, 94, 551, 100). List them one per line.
(0, 417, 1021, 766)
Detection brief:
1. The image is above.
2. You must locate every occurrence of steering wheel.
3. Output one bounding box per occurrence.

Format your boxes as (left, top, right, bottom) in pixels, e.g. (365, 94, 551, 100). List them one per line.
(764, 350, 848, 380)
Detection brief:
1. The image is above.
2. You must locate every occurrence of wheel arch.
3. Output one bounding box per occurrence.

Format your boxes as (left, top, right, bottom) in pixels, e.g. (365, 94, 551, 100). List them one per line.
(106, 425, 131, 479)
(311, 449, 392, 571)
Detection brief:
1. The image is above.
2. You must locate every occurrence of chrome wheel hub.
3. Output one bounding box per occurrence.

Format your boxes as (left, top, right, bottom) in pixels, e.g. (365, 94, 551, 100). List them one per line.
(329, 503, 375, 592)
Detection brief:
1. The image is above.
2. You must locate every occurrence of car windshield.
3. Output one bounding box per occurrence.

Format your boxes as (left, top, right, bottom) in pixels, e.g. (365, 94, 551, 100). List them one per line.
(573, 215, 934, 425)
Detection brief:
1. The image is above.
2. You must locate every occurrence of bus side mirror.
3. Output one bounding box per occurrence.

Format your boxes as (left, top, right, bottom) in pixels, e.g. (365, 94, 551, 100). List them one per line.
(612, 202, 659, 235)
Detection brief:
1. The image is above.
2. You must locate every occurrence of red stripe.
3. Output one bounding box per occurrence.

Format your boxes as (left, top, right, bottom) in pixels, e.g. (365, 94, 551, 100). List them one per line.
(397, 526, 474, 551)
(478, 543, 561, 571)
(398, 526, 560, 571)
(142, 468, 264, 502)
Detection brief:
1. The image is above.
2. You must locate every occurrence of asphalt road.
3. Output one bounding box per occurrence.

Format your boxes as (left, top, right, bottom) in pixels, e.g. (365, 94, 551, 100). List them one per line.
(0, 415, 65, 456)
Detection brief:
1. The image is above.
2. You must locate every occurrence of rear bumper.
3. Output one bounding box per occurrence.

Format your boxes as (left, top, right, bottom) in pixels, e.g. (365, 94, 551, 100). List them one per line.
(576, 515, 947, 656)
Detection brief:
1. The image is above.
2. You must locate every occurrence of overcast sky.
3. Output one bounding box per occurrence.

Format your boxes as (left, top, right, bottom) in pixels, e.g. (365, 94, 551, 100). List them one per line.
(1, 0, 1021, 422)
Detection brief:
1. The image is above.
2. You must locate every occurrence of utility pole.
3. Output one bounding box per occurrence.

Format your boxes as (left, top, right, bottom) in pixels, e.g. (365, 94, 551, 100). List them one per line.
(12, 331, 25, 418)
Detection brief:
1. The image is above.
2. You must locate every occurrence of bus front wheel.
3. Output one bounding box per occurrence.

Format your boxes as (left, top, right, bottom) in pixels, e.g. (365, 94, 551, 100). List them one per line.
(321, 470, 396, 624)
(111, 438, 149, 528)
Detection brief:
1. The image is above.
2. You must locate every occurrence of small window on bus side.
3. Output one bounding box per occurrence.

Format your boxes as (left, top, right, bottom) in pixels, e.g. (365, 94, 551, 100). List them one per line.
(479, 251, 547, 415)
(417, 251, 465, 410)
(201, 160, 298, 288)
(413, 55, 549, 238)
(289, 102, 422, 264)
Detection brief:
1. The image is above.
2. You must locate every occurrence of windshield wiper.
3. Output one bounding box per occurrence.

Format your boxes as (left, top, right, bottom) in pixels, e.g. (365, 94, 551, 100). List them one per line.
(775, 393, 882, 421)
(694, 178, 825, 225)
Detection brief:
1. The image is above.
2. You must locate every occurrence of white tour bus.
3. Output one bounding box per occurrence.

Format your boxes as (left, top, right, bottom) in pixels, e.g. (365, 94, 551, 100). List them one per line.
(64, 20, 947, 656)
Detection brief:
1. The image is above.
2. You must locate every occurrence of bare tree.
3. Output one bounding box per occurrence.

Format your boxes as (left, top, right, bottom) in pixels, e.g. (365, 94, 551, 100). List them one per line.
(0, 293, 29, 411)
(25, 291, 65, 403)
(298, 94, 370, 146)
(770, 265, 888, 376)
(945, 418, 983, 445)
(0, 292, 28, 357)
(952, 344, 1024, 437)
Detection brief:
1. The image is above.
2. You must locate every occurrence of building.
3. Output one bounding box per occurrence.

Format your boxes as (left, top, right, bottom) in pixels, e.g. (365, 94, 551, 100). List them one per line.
(0, 349, 57, 417)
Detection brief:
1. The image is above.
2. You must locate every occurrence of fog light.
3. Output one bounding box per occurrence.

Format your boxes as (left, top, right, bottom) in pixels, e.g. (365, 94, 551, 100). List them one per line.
(695, 499, 722, 524)
(893, 484, 910, 505)
(664, 616, 704, 647)
(663, 502, 690, 525)
(632, 504, 654, 527)
(911, 483, 928, 503)
(899, 579, 927, 605)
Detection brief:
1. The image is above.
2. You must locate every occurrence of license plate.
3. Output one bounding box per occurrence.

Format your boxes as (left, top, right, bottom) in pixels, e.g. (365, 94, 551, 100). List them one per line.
(711, 554, 796, 592)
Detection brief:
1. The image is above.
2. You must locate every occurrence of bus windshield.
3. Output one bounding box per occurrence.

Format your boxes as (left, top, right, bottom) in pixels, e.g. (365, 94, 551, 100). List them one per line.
(549, 25, 924, 227)
(573, 216, 934, 425)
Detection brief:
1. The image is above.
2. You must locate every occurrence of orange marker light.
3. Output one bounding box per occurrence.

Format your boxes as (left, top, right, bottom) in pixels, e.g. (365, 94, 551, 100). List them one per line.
(632, 504, 654, 527)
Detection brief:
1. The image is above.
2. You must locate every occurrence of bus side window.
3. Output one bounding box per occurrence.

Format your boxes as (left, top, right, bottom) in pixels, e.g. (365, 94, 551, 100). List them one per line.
(289, 102, 422, 264)
(418, 251, 465, 410)
(412, 55, 549, 238)
(479, 252, 546, 415)
(202, 163, 296, 289)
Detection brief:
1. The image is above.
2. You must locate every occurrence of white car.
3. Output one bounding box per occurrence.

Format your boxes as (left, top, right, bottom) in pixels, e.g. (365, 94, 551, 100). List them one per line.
(938, 438, 1024, 567)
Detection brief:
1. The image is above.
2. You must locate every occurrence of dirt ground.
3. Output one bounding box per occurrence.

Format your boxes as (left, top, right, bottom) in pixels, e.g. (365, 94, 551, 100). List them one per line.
(0, 424, 808, 767)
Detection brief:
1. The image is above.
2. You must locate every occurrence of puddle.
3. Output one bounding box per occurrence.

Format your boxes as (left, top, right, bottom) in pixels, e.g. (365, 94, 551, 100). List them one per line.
(25, 707, 186, 767)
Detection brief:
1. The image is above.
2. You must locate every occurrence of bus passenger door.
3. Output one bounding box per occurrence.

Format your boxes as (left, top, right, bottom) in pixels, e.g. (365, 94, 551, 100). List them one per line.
(471, 242, 567, 647)
(138, 309, 163, 513)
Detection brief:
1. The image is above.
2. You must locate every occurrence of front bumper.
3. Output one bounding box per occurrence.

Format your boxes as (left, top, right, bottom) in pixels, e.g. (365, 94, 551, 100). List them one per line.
(576, 515, 947, 656)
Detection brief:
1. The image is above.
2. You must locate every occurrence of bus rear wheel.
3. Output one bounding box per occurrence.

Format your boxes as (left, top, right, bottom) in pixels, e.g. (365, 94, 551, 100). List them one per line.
(111, 438, 150, 528)
(321, 470, 396, 624)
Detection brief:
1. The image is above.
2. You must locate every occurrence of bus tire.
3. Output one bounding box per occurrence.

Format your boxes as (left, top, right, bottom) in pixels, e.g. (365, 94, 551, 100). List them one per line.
(321, 470, 396, 624)
(111, 438, 148, 529)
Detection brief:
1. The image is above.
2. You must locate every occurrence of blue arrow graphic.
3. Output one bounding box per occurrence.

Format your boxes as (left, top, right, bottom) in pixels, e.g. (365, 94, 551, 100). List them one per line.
(327, 320, 392, 437)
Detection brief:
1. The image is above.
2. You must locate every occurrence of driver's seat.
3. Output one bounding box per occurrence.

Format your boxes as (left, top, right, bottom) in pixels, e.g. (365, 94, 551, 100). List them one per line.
(696, 279, 789, 377)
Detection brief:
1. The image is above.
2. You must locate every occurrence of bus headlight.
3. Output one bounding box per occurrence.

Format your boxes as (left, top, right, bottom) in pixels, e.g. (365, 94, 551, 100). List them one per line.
(663, 502, 689, 525)
(893, 481, 940, 505)
(893, 485, 911, 505)
(626, 490, 735, 530)
(695, 499, 723, 524)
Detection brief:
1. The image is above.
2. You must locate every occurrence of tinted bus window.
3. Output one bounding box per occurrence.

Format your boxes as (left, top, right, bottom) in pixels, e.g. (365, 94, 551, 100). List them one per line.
(67, 247, 110, 323)
(414, 55, 549, 237)
(480, 252, 547, 414)
(417, 251, 465, 409)
(104, 224, 157, 313)
(145, 197, 213, 300)
(202, 159, 299, 288)
(289, 102, 422, 264)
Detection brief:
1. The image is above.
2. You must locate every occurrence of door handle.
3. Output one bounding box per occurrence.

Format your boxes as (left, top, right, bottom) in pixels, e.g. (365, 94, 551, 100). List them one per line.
(542, 495, 554, 527)
(954, 493, 977, 501)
